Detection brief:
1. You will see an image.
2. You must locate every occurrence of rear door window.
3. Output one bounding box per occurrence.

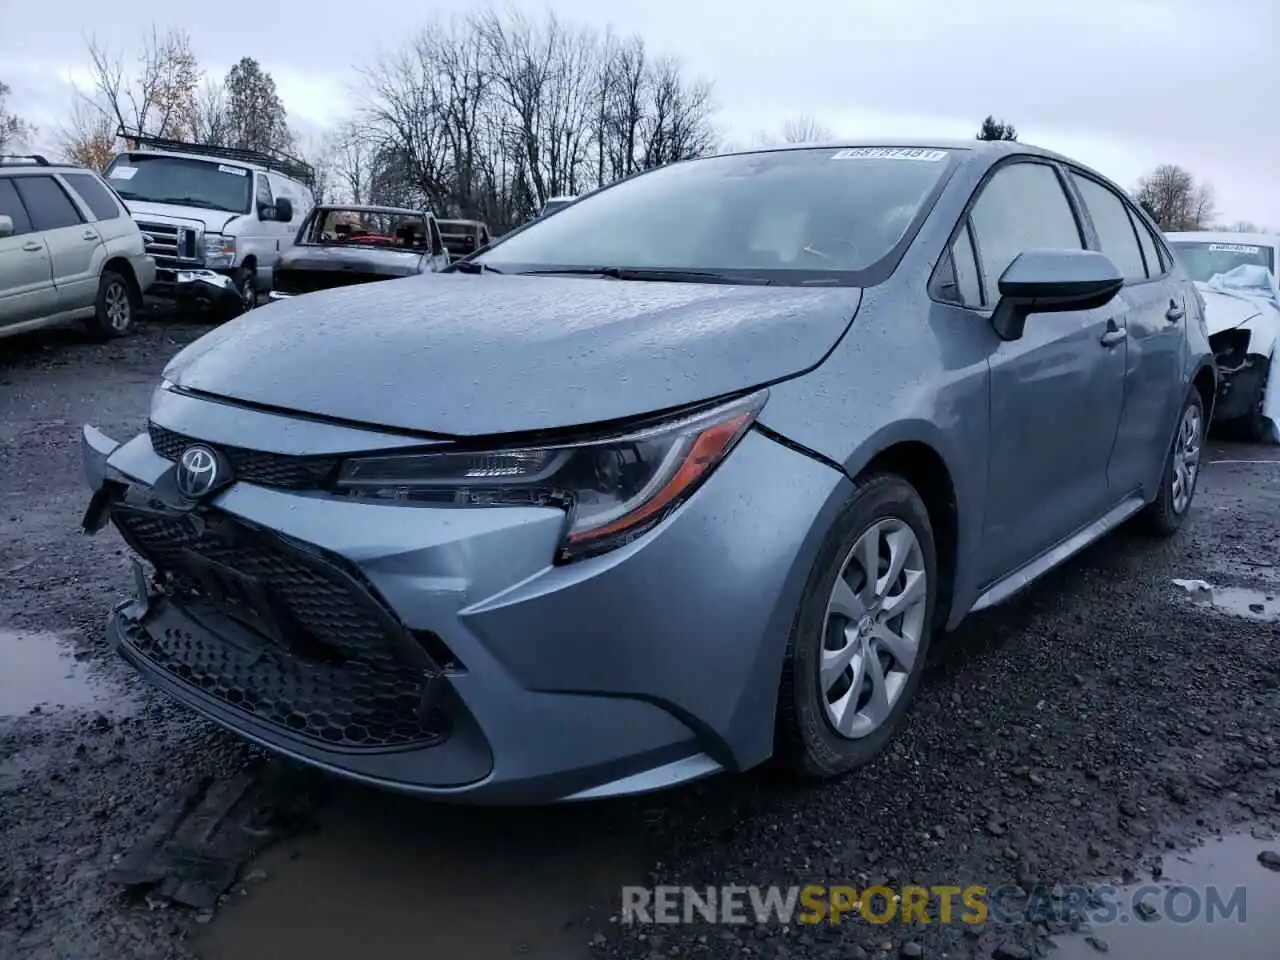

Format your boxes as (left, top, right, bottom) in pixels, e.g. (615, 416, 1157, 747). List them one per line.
(13, 176, 85, 231)
(62, 172, 123, 221)
(1070, 173, 1146, 282)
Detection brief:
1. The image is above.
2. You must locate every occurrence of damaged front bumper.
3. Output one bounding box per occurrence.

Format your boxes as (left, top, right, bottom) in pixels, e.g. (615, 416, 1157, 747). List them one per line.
(1208, 328, 1270, 424)
(77, 414, 842, 804)
(147, 268, 240, 304)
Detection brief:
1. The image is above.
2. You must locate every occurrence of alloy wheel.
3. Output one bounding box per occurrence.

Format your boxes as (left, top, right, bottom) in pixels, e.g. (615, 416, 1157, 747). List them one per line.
(1170, 403, 1202, 515)
(104, 281, 131, 332)
(821, 517, 929, 739)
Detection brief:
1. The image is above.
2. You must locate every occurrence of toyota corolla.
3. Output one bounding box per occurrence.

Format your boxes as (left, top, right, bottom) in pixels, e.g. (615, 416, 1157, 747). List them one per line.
(81, 141, 1215, 804)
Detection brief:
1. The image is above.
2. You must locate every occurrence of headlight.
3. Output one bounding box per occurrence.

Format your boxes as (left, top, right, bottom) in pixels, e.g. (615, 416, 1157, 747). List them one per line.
(334, 391, 768, 561)
(203, 234, 236, 268)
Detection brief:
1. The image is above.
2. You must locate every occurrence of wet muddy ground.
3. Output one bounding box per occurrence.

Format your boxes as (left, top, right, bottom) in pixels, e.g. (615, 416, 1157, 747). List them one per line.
(2, 317, 1279, 960)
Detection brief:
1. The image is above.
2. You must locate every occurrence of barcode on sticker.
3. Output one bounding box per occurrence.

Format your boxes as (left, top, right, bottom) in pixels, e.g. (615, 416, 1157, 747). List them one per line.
(109, 166, 137, 180)
(830, 147, 948, 162)
(1208, 243, 1260, 254)
(218, 164, 248, 176)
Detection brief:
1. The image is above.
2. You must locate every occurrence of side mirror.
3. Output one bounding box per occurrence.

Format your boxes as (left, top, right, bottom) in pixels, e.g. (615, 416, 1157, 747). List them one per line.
(0, 215, 12, 238)
(273, 198, 293, 223)
(991, 248, 1124, 341)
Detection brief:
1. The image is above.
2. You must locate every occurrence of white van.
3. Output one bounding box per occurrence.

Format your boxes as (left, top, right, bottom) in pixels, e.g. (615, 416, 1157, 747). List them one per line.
(103, 129, 315, 318)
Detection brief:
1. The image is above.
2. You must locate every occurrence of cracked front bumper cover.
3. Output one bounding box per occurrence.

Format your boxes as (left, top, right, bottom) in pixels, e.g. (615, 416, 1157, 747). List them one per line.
(80, 415, 846, 803)
(148, 269, 239, 302)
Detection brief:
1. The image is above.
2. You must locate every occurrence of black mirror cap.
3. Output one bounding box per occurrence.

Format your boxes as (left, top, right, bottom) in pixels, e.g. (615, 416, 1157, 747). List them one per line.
(273, 198, 294, 223)
(992, 249, 1124, 341)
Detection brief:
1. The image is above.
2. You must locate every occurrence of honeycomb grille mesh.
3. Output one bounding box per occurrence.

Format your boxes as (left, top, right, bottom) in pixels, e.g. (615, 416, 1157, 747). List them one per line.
(113, 505, 448, 749)
(148, 422, 340, 491)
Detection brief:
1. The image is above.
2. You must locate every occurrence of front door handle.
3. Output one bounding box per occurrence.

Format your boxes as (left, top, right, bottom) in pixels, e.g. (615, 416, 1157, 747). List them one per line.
(1165, 299, 1184, 323)
(21, 241, 42, 252)
(1100, 327, 1128, 348)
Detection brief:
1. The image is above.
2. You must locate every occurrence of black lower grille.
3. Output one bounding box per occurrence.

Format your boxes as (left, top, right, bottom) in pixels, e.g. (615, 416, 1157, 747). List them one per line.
(148, 422, 340, 491)
(113, 504, 448, 750)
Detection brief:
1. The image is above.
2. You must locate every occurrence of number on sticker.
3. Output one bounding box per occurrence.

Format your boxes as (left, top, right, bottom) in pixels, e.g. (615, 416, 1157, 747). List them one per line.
(1208, 243, 1261, 254)
(830, 147, 948, 162)
(218, 164, 248, 176)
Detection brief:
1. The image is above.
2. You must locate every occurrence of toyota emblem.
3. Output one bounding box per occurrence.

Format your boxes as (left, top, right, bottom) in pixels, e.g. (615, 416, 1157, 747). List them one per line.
(175, 445, 222, 499)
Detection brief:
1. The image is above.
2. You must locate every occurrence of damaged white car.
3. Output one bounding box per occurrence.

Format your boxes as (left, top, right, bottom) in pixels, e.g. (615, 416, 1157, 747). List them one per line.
(1167, 232, 1280, 442)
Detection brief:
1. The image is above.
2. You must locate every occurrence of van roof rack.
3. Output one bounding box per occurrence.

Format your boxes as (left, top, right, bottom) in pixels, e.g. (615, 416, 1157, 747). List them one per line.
(0, 154, 51, 166)
(116, 127, 316, 187)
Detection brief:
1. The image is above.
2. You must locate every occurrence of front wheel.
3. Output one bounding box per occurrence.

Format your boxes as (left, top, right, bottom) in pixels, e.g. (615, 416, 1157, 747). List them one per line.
(219, 265, 257, 320)
(774, 473, 938, 779)
(1138, 389, 1204, 536)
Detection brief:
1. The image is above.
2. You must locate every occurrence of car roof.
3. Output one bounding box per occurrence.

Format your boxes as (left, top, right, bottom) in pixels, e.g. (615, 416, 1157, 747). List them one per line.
(1165, 230, 1280, 248)
(0, 156, 95, 175)
(314, 204, 427, 217)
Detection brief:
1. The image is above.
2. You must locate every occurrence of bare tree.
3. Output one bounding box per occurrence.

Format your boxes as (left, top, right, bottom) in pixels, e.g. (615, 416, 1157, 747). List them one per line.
(0, 81, 36, 153)
(353, 9, 716, 231)
(188, 80, 230, 146)
(1221, 220, 1268, 234)
(80, 27, 201, 141)
(57, 98, 116, 169)
(1133, 164, 1216, 231)
(330, 120, 376, 203)
(781, 114, 835, 144)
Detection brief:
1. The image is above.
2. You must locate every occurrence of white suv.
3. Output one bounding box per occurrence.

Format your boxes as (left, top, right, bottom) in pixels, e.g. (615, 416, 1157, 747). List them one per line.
(0, 155, 156, 340)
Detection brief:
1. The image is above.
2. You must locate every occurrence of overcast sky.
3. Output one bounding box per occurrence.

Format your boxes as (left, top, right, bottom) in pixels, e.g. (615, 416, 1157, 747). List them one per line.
(2, 0, 1276, 226)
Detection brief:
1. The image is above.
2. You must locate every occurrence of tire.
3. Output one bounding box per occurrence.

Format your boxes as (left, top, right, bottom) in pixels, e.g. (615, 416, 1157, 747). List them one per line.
(219, 265, 257, 320)
(1138, 389, 1204, 536)
(1222, 359, 1271, 443)
(87, 269, 136, 340)
(775, 472, 938, 779)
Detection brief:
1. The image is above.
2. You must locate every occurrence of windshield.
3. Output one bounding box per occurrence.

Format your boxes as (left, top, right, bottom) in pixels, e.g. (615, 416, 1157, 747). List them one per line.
(105, 154, 252, 214)
(479, 146, 954, 284)
(304, 209, 431, 252)
(1169, 240, 1276, 284)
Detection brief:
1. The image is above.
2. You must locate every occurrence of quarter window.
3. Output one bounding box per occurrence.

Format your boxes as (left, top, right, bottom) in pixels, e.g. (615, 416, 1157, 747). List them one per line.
(62, 172, 123, 221)
(968, 161, 1084, 306)
(13, 175, 84, 231)
(1071, 173, 1146, 282)
(256, 174, 273, 213)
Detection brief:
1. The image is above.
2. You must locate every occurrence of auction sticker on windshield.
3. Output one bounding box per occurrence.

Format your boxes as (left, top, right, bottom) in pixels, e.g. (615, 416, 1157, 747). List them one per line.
(218, 164, 248, 176)
(830, 147, 948, 162)
(109, 167, 137, 180)
(1208, 244, 1261, 254)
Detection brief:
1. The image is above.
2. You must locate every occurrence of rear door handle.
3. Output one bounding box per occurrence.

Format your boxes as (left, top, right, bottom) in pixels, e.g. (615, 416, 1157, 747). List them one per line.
(82, 230, 100, 242)
(21, 241, 42, 253)
(1166, 299, 1184, 323)
(1100, 328, 1128, 347)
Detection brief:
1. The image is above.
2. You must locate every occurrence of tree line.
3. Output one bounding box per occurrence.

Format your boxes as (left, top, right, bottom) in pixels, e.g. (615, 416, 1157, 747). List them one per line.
(0, 23, 1264, 236)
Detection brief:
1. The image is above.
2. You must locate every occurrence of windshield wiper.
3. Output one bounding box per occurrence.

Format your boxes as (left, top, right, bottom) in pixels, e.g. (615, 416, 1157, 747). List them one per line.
(448, 260, 504, 274)
(520, 266, 772, 285)
(158, 197, 229, 211)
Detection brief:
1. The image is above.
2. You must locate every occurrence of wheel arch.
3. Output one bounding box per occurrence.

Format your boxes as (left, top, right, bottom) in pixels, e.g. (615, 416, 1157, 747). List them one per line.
(102, 256, 141, 302)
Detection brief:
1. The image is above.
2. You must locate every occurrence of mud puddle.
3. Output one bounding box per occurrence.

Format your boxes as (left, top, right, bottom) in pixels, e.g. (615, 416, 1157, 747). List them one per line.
(1171, 580, 1280, 621)
(0, 627, 128, 717)
(193, 781, 648, 960)
(1053, 830, 1280, 959)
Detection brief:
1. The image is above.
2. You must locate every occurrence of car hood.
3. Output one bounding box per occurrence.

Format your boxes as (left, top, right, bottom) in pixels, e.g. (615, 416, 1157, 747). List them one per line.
(277, 245, 426, 276)
(164, 273, 861, 437)
(124, 200, 240, 234)
(1198, 286, 1265, 335)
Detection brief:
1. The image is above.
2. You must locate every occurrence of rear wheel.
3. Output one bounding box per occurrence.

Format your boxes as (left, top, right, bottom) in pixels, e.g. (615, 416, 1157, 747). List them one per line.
(775, 473, 937, 778)
(87, 269, 136, 340)
(1139, 389, 1204, 536)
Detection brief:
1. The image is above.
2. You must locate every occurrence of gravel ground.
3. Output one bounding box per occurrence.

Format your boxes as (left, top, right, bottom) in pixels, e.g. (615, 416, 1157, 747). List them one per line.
(2, 316, 1279, 960)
